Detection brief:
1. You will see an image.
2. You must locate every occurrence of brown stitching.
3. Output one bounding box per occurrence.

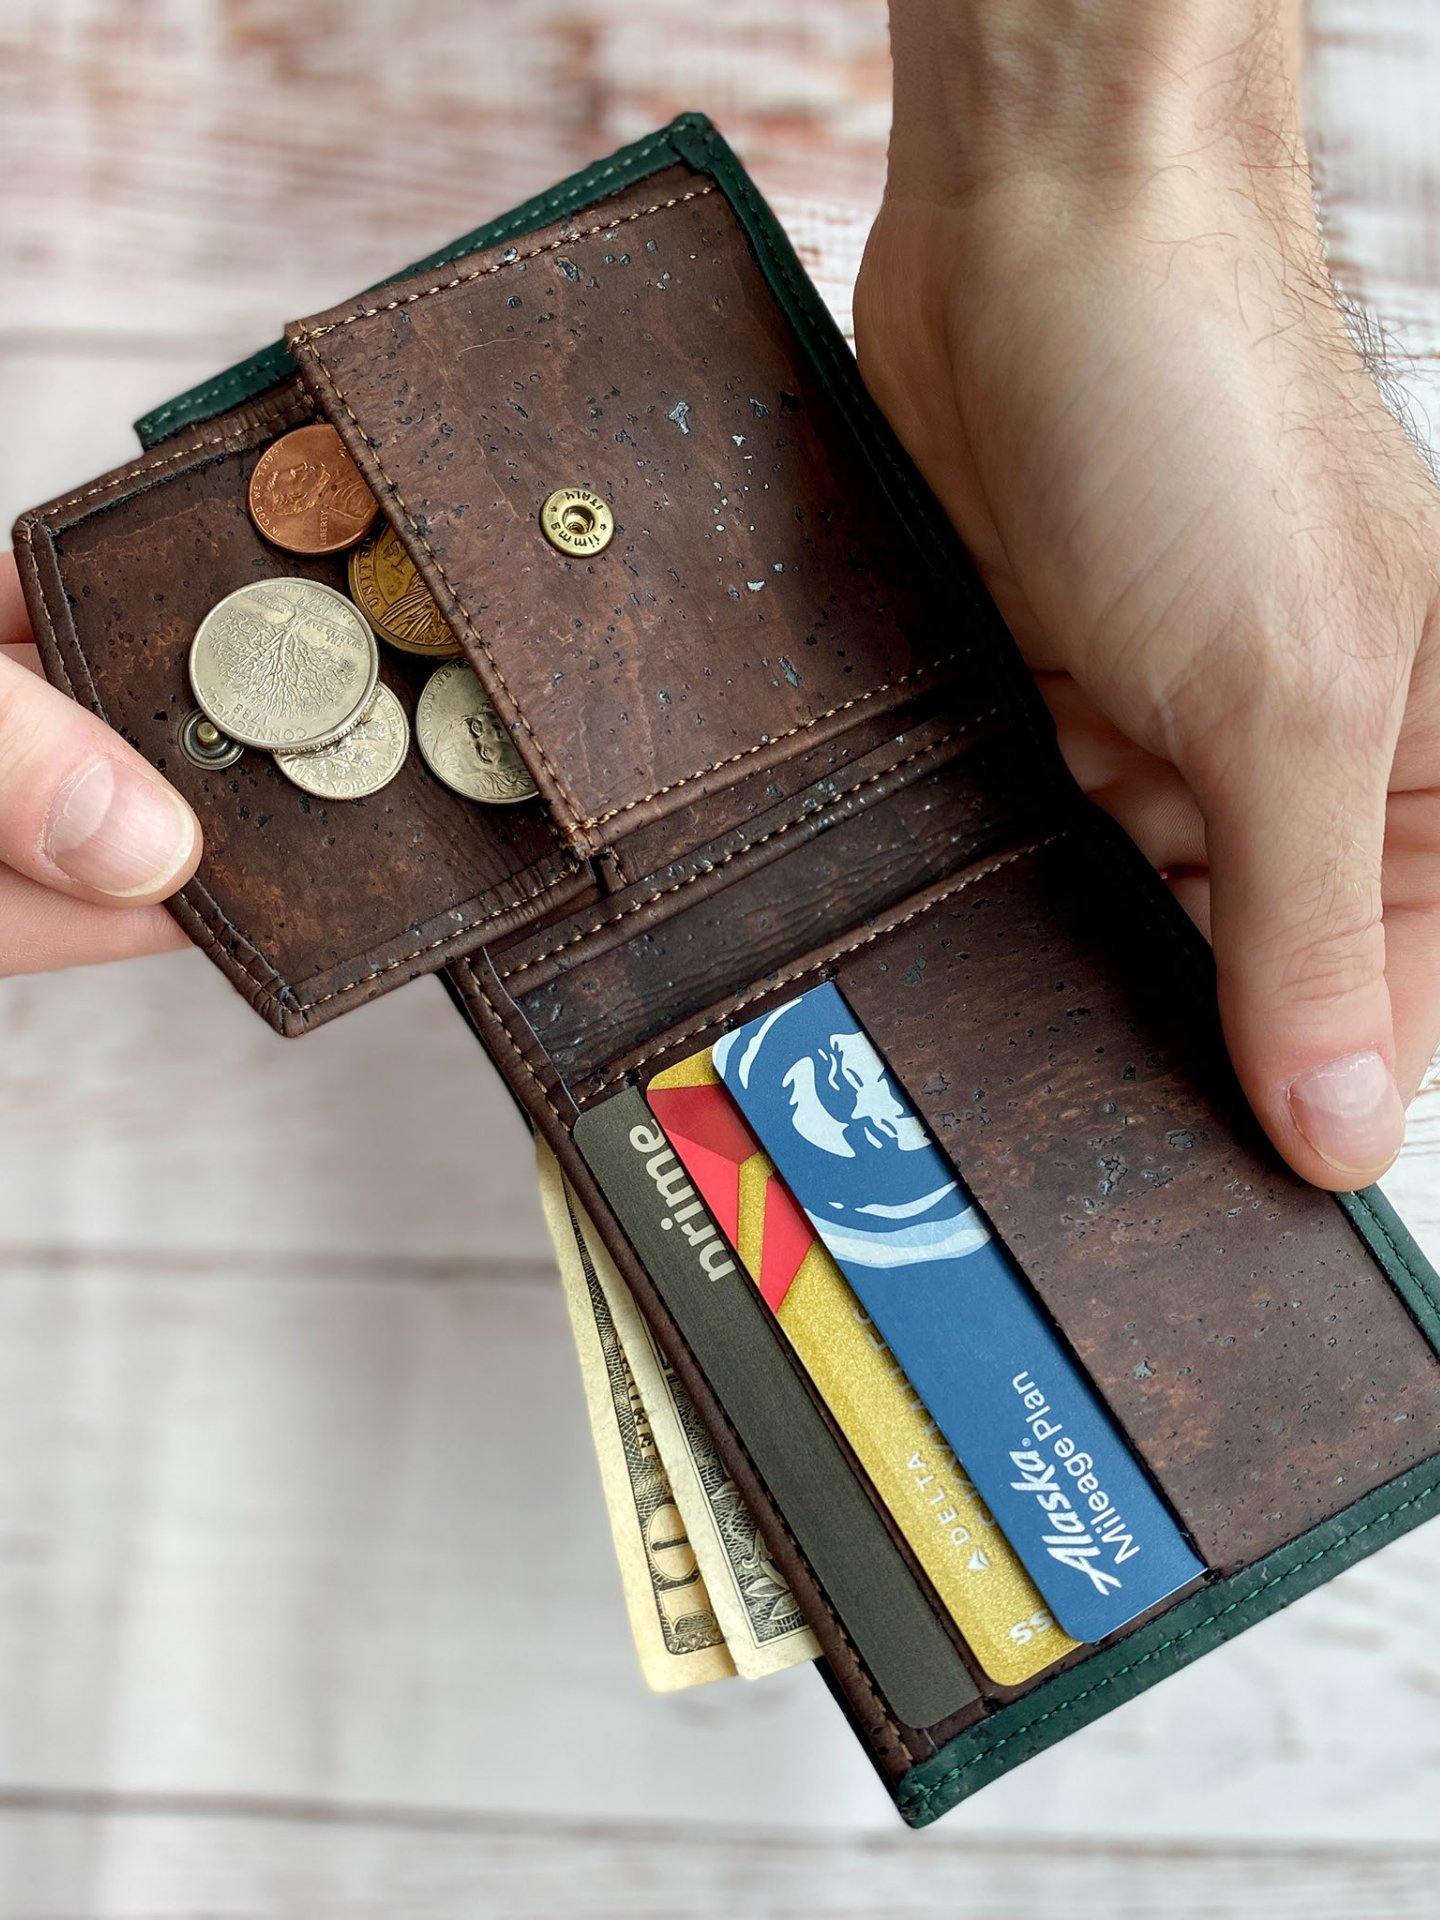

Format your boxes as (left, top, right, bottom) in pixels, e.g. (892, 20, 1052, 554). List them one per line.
(292, 187, 717, 341)
(22, 423, 584, 1024)
(460, 955, 913, 1763)
(583, 657, 961, 832)
(502, 720, 988, 986)
(39, 413, 302, 523)
(293, 186, 960, 845)
(296, 865, 582, 1012)
(591, 835, 1062, 1094)
(295, 345, 591, 836)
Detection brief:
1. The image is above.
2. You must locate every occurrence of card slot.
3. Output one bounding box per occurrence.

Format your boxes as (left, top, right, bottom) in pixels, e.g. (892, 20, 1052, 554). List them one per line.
(829, 818, 1440, 1572)
(15, 403, 587, 1035)
(504, 736, 1054, 1090)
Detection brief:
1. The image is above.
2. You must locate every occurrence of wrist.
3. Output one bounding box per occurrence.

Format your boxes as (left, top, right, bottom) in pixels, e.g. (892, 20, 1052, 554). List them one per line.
(886, 0, 1303, 208)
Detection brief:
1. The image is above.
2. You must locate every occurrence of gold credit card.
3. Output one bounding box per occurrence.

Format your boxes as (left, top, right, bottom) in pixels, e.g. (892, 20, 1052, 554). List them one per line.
(647, 1049, 1078, 1686)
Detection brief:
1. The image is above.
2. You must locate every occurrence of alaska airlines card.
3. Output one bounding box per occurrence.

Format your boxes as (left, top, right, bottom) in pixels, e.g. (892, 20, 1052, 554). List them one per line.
(647, 1047, 1077, 1684)
(713, 982, 1205, 1643)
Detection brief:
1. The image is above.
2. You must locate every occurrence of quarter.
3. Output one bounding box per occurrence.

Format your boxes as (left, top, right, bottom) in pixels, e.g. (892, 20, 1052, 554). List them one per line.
(189, 577, 380, 752)
(416, 662, 538, 805)
(274, 684, 410, 800)
(348, 525, 461, 657)
(248, 424, 378, 555)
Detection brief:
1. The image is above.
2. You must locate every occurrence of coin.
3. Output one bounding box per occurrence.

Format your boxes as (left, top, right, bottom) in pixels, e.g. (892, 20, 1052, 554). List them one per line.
(189, 578, 380, 751)
(416, 662, 538, 805)
(274, 684, 409, 800)
(248, 424, 378, 555)
(348, 525, 461, 658)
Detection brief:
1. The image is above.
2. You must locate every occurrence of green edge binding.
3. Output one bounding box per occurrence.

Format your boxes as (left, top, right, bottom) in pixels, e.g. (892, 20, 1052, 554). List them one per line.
(898, 1455, 1440, 1827)
(134, 115, 716, 447)
(132, 110, 1440, 1830)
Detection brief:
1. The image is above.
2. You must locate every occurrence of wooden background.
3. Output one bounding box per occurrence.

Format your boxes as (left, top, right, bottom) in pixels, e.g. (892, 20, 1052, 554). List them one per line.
(1, 3, 1438, 1914)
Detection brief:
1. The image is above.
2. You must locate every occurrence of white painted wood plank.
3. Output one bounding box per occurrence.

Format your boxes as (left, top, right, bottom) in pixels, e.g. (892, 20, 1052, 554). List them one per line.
(0, 955, 553, 1267)
(1, 1808, 1437, 1920)
(0, 1257, 1434, 1846)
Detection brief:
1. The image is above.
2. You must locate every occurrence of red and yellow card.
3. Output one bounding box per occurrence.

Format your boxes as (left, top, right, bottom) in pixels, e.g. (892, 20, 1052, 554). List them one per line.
(646, 1048, 1076, 1686)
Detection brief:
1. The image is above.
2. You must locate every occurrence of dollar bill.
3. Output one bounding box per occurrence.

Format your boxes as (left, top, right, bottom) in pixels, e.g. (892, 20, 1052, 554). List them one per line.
(538, 1140, 819, 1682)
(538, 1140, 734, 1691)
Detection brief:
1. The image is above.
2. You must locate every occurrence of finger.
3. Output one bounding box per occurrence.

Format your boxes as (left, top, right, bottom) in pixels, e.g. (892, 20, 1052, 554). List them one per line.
(1194, 695, 1405, 1191)
(0, 551, 30, 645)
(2, 642, 41, 675)
(0, 862, 190, 976)
(0, 647, 201, 907)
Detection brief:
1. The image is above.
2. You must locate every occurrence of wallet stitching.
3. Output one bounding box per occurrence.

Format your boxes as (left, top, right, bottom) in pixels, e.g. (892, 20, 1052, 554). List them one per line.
(500, 718, 992, 984)
(901, 1475, 1438, 1815)
(17, 466, 582, 1023)
(294, 348, 592, 835)
(297, 865, 585, 1013)
(587, 835, 1063, 1094)
(582, 660, 961, 833)
(291, 185, 959, 848)
(291, 185, 717, 339)
(1354, 1195, 1440, 1324)
(459, 958, 918, 1767)
(140, 135, 681, 437)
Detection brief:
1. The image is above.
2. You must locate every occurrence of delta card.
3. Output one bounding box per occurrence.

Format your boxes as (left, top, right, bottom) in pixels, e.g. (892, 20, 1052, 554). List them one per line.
(572, 1085, 980, 1730)
(647, 1048, 1076, 1683)
(713, 981, 1205, 1642)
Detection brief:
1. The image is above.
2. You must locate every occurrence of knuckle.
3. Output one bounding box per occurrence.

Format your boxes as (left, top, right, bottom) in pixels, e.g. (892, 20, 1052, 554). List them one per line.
(1257, 892, 1386, 1009)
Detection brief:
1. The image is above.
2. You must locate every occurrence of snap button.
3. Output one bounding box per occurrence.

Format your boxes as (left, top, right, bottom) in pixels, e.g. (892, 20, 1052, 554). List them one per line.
(178, 708, 244, 770)
(540, 486, 614, 557)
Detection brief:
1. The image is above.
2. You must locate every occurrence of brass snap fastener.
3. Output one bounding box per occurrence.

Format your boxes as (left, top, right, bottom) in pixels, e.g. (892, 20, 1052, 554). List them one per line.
(178, 708, 244, 770)
(540, 486, 614, 557)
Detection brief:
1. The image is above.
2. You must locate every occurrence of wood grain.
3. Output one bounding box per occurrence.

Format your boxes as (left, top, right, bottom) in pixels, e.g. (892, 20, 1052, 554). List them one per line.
(0, 2, 1438, 1913)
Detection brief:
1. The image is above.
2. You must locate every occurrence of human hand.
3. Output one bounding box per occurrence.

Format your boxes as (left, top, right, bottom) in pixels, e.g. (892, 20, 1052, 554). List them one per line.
(856, 0, 1440, 1190)
(0, 549, 200, 976)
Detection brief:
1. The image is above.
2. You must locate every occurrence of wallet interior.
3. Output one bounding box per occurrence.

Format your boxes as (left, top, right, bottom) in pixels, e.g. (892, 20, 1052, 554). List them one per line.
(15, 114, 1440, 1827)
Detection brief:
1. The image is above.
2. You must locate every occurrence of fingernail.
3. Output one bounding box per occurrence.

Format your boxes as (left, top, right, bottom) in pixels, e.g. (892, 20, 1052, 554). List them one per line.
(1287, 1050, 1405, 1179)
(45, 759, 197, 899)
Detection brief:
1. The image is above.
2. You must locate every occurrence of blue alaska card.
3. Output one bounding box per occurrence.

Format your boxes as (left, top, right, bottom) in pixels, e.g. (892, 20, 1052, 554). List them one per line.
(713, 981, 1205, 1642)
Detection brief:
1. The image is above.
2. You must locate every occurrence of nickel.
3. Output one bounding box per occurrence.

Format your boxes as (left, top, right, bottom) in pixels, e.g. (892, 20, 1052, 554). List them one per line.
(248, 424, 378, 555)
(274, 684, 410, 800)
(416, 662, 537, 805)
(189, 577, 380, 752)
(348, 526, 461, 658)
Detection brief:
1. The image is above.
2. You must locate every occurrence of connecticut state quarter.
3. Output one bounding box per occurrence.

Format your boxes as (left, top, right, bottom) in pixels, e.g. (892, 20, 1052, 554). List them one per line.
(189, 578, 380, 751)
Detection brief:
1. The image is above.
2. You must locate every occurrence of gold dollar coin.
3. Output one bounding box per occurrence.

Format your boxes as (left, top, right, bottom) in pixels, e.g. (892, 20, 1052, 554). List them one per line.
(190, 578, 379, 752)
(274, 684, 410, 801)
(416, 662, 537, 805)
(348, 525, 461, 658)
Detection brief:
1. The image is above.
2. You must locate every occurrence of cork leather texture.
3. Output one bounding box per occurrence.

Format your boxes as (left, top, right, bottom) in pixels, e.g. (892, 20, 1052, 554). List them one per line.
(13, 116, 1440, 1828)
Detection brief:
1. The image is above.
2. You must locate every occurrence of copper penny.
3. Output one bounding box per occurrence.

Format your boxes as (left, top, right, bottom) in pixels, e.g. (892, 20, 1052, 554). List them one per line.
(248, 424, 378, 555)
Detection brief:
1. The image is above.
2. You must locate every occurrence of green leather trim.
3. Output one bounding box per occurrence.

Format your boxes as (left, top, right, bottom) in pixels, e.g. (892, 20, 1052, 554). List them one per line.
(1341, 1183, 1440, 1353)
(134, 116, 717, 447)
(899, 1453, 1440, 1827)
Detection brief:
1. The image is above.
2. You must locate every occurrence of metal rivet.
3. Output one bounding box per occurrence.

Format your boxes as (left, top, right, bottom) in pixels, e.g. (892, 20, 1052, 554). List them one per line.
(178, 707, 245, 770)
(540, 486, 614, 557)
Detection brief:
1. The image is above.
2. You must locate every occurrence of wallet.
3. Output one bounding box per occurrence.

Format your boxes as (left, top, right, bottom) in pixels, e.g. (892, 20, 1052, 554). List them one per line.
(14, 112, 1440, 1829)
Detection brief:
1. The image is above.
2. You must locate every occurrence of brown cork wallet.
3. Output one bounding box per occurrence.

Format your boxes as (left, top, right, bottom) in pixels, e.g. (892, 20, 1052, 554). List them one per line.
(13, 115, 1440, 1828)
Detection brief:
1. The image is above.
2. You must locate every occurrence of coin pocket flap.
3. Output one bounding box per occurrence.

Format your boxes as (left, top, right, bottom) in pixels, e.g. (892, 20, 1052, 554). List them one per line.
(283, 163, 988, 858)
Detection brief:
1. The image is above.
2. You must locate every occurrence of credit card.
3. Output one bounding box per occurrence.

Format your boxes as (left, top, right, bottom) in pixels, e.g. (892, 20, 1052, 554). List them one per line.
(647, 1048, 1077, 1684)
(713, 982, 1205, 1642)
(573, 1086, 980, 1729)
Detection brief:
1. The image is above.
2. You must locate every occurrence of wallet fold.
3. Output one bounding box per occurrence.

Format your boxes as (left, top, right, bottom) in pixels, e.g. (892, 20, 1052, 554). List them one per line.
(15, 112, 1440, 1828)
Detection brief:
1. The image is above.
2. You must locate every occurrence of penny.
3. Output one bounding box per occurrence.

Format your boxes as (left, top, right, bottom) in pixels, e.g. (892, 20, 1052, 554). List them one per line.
(274, 684, 409, 800)
(248, 424, 378, 555)
(348, 525, 460, 657)
(416, 662, 537, 805)
(189, 578, 380, 751)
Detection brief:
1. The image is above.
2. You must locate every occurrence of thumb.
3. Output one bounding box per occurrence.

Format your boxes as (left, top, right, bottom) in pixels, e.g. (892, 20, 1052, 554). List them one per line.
(0, 646, 201, 907)
(1195, 706, 1404, 1191)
